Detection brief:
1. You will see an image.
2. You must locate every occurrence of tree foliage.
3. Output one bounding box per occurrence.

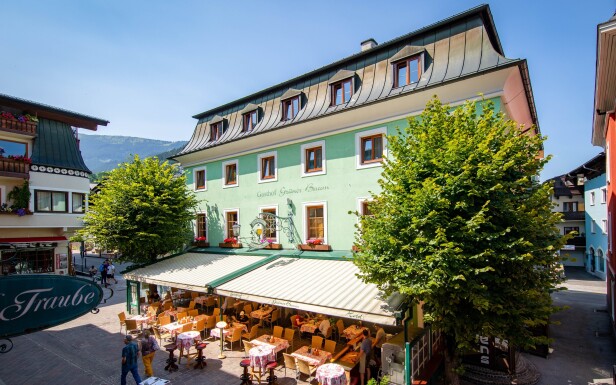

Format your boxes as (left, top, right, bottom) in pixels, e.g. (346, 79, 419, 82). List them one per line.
(79, 155, 198, 264)
(354, 97, 564, 378)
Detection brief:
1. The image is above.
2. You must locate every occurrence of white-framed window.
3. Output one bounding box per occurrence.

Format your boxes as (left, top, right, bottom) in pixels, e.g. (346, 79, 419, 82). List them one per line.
(259, 205, 279, 243)
(223, 208, 240, 240)
(355, 127, 387, 170)
(302, 201, 328, 244)
(195, 211, 208, 241)
(193, 167, 207, 191)
(222, 160, 239, 188)
(356, 197, 374, 217)
(590, 191, 596, 206)
(602, 187, 607, 204)
(257, 151, 278, 183)
(602, 219, 608, 234)
(591, 220, 596, 234)
(300, 140, 326, 177)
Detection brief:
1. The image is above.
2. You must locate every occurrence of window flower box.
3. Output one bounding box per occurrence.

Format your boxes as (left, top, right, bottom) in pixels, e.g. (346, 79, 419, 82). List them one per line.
(192, 241, 210, 247)
(264, 243, 283, 250)
(297, 243, 331, 252)
(0, 112, 38, 136)
(219, 242, 242, 248)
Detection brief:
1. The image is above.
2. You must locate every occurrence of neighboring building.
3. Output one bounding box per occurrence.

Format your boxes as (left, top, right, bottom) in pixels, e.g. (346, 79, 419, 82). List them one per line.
(126, 5, 538, 383)
(592, 13, 616, 334)
(0, 93, 108, 275)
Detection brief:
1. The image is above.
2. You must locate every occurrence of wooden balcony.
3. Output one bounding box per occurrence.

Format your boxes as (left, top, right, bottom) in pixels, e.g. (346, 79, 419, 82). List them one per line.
(0, 118, 37, 136)
(0, 158, 30, 179)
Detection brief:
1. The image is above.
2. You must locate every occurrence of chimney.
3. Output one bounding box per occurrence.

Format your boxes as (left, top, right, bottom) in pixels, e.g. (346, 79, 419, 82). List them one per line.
(361, 38, 378, 52)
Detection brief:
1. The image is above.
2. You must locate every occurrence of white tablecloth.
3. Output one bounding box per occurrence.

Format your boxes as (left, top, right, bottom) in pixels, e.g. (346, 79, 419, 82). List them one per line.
(249, 345, 276, 369)
(177, 330, 200, 350)
(316, 363, 347, 385)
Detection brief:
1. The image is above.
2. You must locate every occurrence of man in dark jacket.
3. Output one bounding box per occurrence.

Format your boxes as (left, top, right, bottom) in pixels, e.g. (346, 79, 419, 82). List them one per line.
(121, 335, 141, 385)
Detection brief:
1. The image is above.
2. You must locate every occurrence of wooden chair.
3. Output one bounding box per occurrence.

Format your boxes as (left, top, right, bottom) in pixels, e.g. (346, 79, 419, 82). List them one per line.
(296, 358, 316, 382)
(242, 324, 259, 340)
(263, 309, 280, 328)
(243, 303, 253, 315)
(273, 325, 284, 339)
(193, 319, 206, 338)
(163, 302, 173, 311)
(204, 315, 216, 335)
(212, 307, 221, 319)
(181, 323, 193, 333)
(336, 319, 345, 342)
(176, 312, 187, 320)
(158, 315, 171, 326)
(284, 328, 295, 352)
(153, 326, 171, 344)
(188, 300, 196, 310)
(312, 335, 323, 349)
(205, 296, 217, 312)
(242, 339, 254, 358)
(188, 309, 199, 317)
(118, 312, 126, 333)
(225, 326, 243, 350)
(283, 352, 299, 379)
(324, 339, 336, 354)
(191, 292, 199, 299)
(251, 366, 263, 384)
(125, 319, 140, 336)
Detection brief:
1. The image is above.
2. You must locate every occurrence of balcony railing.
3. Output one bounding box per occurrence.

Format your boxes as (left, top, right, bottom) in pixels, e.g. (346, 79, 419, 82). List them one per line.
(0, 158, 30, 179)
(566, 236, 586, 247)
(0, 118, 37, 136)
(562, 211, 585, 221)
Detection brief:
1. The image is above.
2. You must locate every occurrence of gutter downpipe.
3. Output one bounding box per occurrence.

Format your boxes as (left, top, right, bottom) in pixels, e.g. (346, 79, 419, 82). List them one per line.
(402, 311, 412, 385)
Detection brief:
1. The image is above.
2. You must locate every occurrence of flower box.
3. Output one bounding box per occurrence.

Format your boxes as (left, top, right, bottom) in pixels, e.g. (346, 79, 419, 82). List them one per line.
(0, 118, 37, 136)
(297, 244, 331, 252)
(264, 243, 283, 250)
(219, 242, 243, 248)
(192, 241, 210, 247)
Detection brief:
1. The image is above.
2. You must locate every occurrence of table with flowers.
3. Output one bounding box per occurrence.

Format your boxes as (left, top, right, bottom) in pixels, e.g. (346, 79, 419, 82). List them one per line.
(251, 334, 289, 354)
(291, 345, 332, 367)
(209, 323, 248, 339)
(315, 363, 347, 385)
(249, 345, 276, 369)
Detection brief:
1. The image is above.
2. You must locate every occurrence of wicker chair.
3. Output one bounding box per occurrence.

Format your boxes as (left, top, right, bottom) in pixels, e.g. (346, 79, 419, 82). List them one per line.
(283, 353, 299, 379)
(311, 335, 323, 349)
(242, 324, 259, 340)
(324, 339, 336, 354)
(296, 358, 316, 382)
(284, 328, 295, 352)
(118, 312, 126, 333)
(273, 325, 283, 339)
(225, 326, 243, 350)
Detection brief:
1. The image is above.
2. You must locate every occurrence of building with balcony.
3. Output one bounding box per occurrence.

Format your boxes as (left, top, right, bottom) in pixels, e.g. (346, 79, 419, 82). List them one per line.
(0, 93, 108, 275)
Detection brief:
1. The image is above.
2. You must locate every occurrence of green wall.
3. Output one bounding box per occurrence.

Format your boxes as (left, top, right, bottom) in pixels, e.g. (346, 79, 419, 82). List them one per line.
(186, 98, 502, 250)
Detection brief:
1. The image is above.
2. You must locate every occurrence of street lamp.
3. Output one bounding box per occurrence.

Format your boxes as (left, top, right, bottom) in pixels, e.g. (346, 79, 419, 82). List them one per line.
(232, 222, 241, 243)
(216, 320, 227, 359)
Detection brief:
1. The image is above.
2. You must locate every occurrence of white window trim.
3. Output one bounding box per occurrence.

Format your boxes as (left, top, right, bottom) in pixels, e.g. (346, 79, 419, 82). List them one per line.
(259, 204, 280, 243)
(300, 140, 326, 177)
(302, 201, 328, 244)
(0, 185, 5, 206)
(257, 151, 278, 184)
(602, 219, 608, 234)
(356, 196, 373, 219)
(222, 159, 239, 188)
(223, 208, 240, 240)
(590, 191, 596, 206)
(193, 166, 207, 191)
(195, 210, 209, 241)
(330, 78, 355, 107)
(601, 187, 607, 204)
(591, 220, 596, 234)
(355, 126, 388, 170)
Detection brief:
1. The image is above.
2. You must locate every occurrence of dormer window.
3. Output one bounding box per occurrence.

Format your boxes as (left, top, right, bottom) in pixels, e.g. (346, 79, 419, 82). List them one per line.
(331, 78, 353, 106)
(243, 110, 258, 132)
(210, 121, 223, 141)
(393, 56, 421, 88)
(282, 96, 300, 121)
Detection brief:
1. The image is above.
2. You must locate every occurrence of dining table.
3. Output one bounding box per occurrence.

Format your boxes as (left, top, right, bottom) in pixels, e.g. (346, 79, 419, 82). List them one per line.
(251, 334, 290, 354)
(176, 330, 201, 364)
(291, 345, 333, 367)
(209, 323, 248, 339)
(128, 315, 150, 330)
(248, 345, 276, 369)
(250, 307, 274, 320)
(160, 321, 187, 336)
(300, 319, 320, 334)
(342, 325, 368, 340)
(315, 363, 347, 385)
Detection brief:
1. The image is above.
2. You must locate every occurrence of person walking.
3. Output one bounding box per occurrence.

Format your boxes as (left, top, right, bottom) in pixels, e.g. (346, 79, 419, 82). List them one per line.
(140, 330, 159, 378)
(100, 260, 109, 288)
(108, 261, 118, 284)
(121, 335, 142, 385)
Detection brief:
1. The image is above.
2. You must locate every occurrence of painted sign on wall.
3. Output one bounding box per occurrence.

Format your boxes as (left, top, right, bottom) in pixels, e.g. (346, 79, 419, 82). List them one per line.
(0, 275, 103, 338)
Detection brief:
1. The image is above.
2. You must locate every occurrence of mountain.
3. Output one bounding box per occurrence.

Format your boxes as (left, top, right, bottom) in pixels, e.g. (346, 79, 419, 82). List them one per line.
(78, 134, 187, 173)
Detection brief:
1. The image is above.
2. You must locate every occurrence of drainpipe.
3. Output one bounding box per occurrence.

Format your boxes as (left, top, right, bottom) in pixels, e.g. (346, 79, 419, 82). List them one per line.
(401, 311, 412, 385)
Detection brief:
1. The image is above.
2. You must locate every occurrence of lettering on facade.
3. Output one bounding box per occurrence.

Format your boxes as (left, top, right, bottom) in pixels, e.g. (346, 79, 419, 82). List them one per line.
(346, 311, 364, 320)
(272, 299, 296, 308)
(257, 184, 330, 198)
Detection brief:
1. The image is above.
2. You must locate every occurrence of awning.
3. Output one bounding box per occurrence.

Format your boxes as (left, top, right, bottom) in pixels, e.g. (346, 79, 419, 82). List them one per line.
(123, 252, 273, 293)
(216, 256, 404, 325)
(0, 236, 67, 242)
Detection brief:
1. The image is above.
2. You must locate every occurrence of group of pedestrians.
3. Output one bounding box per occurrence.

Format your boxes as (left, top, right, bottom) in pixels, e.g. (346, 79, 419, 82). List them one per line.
(121, 330, 160, 385)
(88, 259, 117, 288)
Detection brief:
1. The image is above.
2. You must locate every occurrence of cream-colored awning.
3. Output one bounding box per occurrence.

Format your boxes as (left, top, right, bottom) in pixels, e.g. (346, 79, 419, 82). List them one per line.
(123, 252, 270, 292)
(216, 257, 404, 325)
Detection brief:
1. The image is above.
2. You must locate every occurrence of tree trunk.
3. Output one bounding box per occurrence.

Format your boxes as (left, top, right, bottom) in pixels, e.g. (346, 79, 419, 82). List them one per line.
(444, 333, 461, 385)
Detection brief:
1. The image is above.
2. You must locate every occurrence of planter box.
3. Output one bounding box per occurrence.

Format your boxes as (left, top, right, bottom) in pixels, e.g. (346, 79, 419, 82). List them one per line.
(297, 244, 331, 252)
(0, 118, 37, 136)
(219, 242, 242, 248)
(264, 243, 283, 250)
(192, 241, 210, 248)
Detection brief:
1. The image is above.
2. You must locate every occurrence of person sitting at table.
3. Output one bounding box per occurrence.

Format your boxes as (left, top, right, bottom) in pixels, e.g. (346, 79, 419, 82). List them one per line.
(224, 314, 233, 328)
(318, 318, 331, 337)
(294, 313, 307, 328)
(150, 291, 161, 302)
(236, 310, 250, 325)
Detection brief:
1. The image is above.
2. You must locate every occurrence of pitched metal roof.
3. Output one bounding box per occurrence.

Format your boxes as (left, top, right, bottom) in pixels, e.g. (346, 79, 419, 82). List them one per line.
(592, 17, 616, 147)
(175, 5, 534, 159)
(31, 118, 91, 173)
(216, 256, 405, 325)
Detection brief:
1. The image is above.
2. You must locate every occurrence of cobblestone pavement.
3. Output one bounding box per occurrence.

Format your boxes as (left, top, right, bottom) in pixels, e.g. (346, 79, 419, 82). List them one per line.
(0, 273, 313, 385)
(524, 267, 616, 385)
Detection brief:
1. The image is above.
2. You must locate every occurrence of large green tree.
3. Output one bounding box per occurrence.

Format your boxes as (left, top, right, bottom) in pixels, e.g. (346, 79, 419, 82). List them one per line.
(354, 98, 564, 383)
(80, 155, 198, 264)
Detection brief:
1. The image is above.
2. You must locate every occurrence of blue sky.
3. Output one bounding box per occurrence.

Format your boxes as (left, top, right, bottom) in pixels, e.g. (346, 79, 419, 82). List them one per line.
(1, 1, 614, 179)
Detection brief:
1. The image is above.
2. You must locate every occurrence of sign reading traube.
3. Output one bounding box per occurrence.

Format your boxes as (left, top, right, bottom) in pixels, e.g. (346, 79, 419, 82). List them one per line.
(0, 275, 103, 338)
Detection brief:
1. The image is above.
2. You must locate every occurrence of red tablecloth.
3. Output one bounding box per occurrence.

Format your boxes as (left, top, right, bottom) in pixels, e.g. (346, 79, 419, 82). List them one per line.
(316, 363, 347, 385)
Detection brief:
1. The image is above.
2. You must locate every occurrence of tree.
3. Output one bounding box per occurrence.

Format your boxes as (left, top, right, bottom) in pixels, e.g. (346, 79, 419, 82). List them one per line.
(79, 155, 198, 264)
(353, 98, 564, 384)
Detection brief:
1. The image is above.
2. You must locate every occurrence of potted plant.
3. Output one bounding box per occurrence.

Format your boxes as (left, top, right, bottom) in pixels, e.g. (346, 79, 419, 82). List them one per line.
(298, 238, 331, 251)
(263, 239, 283, 250)
(219, 237, 242, 248)
(192, 236, 209, 247)
(0, 111, 38, 134)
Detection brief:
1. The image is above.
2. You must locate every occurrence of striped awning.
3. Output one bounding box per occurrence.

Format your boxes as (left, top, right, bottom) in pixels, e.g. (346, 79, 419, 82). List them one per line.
(123, 252, 271, 292)
(216, 257, 404, 325)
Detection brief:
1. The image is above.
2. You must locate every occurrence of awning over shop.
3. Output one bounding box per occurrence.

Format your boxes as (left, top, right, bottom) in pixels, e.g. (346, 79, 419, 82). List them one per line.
(123, 252, 272, 293)
(216, 256, 405, 325)
(0, 236, 67, 243)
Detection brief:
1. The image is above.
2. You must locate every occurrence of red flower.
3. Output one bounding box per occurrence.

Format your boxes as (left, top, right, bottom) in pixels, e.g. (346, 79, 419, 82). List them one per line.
(223, 237, 235, 243)
(307, 239, 323, 245)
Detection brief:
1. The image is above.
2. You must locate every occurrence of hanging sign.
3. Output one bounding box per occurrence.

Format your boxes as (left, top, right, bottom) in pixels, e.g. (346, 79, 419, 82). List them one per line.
(0, 275, 103, 339)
